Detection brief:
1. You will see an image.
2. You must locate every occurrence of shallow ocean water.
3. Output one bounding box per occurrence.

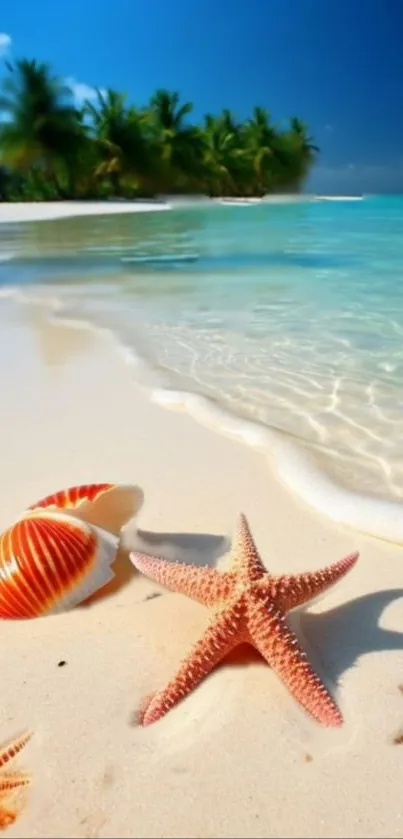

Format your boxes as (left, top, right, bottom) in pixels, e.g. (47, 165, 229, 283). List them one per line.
(1, 194, 403, 522)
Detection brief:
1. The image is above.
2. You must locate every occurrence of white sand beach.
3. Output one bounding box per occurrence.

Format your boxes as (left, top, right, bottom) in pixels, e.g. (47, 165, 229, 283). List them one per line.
(0, 200, 171, 224)
(1, 295, 403, 838)
(0, 196, 317, 226)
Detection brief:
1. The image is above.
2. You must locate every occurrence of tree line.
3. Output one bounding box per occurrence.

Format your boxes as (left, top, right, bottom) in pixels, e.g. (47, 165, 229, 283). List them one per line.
(0, 59, 319, 201)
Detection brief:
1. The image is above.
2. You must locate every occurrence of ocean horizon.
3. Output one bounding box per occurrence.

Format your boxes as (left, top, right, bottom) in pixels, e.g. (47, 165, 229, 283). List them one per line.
(1, 193, 403, 537)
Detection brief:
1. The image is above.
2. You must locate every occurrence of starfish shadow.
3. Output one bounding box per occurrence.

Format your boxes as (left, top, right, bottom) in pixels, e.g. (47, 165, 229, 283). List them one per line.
(296, 588, 403, 686)
(218, 589, 403, 689)
(81, 526, 230, 606)
(133, 527, 230, 566)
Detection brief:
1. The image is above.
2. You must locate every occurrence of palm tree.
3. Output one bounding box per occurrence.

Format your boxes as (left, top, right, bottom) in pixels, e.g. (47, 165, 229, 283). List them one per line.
(290, 117, 319, 157)
(0, 59, 84, 196)
(240, 107, 279, 194)
(201, 113, 245, 196)
(284, 117, 319, 186)
(220, 108, 240, 136)
(84, 89, 157, 195)
(148, 89, 204, 191)
(149, 89, 192, 152)
(0, 56, 319, 199)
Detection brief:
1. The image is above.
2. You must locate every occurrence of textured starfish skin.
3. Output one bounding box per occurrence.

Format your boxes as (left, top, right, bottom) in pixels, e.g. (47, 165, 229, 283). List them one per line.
(130, 515, 359, 727)
(0, 732, 32, 830)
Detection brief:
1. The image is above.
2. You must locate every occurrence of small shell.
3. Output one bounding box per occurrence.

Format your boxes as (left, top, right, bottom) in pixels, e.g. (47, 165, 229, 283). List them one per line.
(0, 483, 143, 619)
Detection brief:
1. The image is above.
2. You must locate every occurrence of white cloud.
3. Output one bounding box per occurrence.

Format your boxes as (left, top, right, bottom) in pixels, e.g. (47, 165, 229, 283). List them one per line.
(0, 33, 11, 57)
(65, 76, 106, 105)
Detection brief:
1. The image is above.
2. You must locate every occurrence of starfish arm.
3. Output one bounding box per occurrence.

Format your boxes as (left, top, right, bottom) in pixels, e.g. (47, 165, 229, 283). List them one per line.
(129, 551, 234, 606)
(264, 552, 359, 612)
(0, 775, 30, 795)
(248, 600, 343, 726)
(0, 733, 32, 770)
(0, 808, 17, 830)
(230, 514, 267, 581)
(139, 605, 243, 725)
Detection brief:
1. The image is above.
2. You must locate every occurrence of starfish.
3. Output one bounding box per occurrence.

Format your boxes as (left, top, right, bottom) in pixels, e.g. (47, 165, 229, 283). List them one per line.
(130, 514, 359, 727)
(0, 732, 32, 831)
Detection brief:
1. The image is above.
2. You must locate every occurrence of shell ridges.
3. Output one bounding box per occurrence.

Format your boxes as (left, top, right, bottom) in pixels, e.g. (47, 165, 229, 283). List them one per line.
(0, 481, 142, 619)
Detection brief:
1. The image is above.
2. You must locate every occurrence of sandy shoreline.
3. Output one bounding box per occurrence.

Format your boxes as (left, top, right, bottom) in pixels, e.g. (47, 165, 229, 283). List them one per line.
(0, 200, 171, 224)
(0, 195, 333, 225)
(1, 297, 403, 838)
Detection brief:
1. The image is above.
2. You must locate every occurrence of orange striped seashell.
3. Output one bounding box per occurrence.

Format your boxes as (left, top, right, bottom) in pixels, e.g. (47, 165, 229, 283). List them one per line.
(0, 482, 143, 619)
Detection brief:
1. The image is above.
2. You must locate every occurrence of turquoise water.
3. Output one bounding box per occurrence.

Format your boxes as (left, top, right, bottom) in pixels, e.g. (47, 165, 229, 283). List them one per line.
(1, 195, 403, 510)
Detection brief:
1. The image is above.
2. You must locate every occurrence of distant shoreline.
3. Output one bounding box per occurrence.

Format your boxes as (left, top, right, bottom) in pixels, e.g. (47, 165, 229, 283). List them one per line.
(0, 199, 171, 224)
(0, 194, 365, 224)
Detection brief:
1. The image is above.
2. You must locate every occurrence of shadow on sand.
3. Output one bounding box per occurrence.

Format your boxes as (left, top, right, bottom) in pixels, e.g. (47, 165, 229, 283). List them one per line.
(221, 587, 403, 703)
(88, 521, 403, 706)
(82, 524, 231, 605)
(298, 587, 403, 685)
(76, 485, 403, 699)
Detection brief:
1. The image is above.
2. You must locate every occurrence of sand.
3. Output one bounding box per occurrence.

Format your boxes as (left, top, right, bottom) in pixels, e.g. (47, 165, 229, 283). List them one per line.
(0, 196, 317, 226)
(0, 200, 170, 224)
(1, 296, 403, 839)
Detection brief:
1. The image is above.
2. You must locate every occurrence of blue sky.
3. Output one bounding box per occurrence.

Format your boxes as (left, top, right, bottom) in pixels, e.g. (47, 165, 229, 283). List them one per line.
(1, 0, 402, 194)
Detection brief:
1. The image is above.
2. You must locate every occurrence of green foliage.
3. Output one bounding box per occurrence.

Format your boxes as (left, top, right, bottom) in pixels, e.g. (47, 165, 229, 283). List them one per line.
(0, 58, 318, 201)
